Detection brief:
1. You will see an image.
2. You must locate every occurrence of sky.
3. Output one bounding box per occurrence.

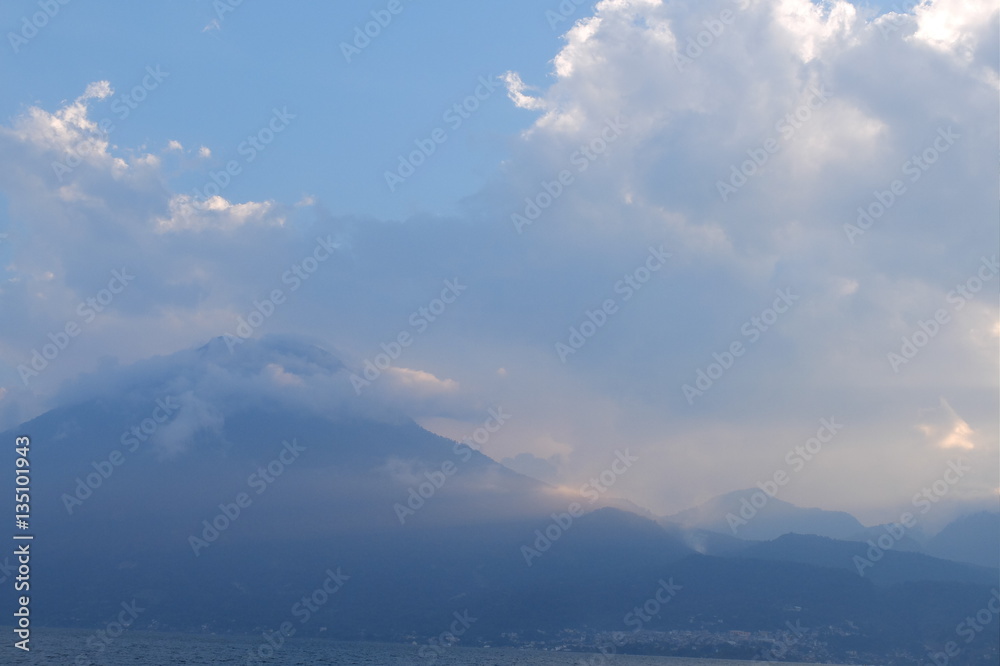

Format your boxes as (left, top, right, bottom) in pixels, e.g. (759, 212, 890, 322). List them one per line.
(0, 0, 997, 526)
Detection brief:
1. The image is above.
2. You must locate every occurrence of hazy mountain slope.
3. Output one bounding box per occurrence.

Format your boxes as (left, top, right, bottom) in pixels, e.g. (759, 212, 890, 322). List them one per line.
(665, 489, 866, 540)
(4, 336, 998, 665)
(926, 511, 1000, 569)
(727, 533, 999, 587)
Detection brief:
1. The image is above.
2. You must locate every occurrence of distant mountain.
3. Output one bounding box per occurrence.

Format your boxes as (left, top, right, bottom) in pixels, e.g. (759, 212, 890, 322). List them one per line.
(665, 489, 866, 541)
(6, 336, 999, 665)
(850, 524, 925, 553)
(727, 533, 999, 587)
(26, 337, 568, 543)
(926, 511, 1000, 569)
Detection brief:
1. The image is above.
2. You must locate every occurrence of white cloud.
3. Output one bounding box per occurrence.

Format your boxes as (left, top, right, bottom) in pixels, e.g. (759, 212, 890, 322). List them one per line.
(0, 0, 995, 519)
(264, 362, 305, 387)
(771, 0, 859, 62)
(919, 397, 977, 450)
(154, 194, 281, 233)
(501, 71, 547, 111)
(913, 0, 999, 58)
(385, 367, 458, 394)
(150, 390, 226, 458)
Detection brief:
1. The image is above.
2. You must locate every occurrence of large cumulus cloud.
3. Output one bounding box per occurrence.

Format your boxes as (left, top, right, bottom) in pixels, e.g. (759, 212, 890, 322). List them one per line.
(0, 0, 996, 523)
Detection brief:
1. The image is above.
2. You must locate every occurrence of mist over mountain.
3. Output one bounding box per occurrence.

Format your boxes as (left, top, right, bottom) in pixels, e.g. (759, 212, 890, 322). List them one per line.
(664, 489, 867, 541)
(2, 1, 997, 664)
(5, 336, 997, 664)
(926, 511, 1000, 569)
(30, 337, 571, 539)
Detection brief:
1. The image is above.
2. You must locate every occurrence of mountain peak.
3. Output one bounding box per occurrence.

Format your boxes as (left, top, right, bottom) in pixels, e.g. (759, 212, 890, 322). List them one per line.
(195, 334, 345, 375)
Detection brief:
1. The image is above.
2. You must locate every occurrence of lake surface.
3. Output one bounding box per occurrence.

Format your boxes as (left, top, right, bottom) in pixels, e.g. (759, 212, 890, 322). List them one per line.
(3, 628, 847, 665)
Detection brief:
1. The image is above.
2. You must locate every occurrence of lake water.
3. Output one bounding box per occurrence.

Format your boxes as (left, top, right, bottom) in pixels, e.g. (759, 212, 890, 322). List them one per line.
(3, 628, 841, 665)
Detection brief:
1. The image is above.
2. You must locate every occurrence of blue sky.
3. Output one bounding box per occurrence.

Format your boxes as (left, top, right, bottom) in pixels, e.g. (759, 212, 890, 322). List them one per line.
(0, 0, 996, 524)
(0, 0, 566, 220)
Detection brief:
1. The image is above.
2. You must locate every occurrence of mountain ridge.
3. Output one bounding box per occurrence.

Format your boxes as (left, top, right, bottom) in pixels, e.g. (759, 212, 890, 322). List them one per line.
(6, 336, 997, 665)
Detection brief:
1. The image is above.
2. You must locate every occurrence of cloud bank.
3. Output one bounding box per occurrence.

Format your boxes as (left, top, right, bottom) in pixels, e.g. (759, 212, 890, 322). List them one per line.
(0, 0, 996, 523)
